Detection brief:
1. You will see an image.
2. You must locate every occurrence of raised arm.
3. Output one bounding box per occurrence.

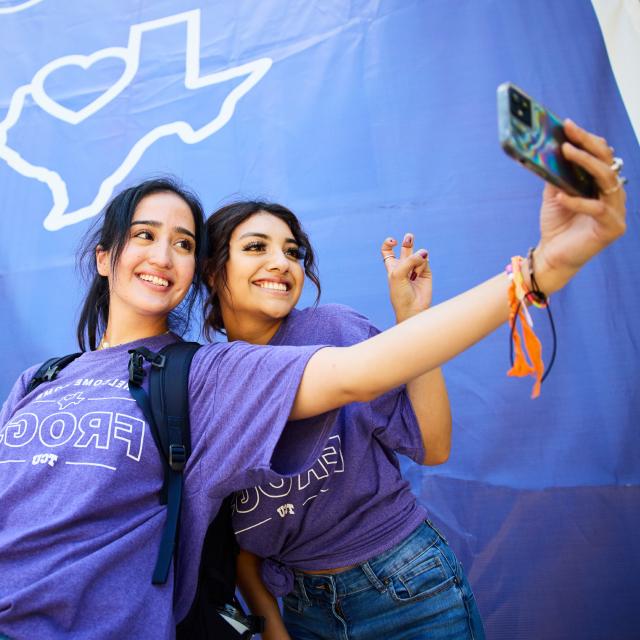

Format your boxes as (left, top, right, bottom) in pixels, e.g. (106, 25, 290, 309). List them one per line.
(290, 120, 626, 420)
(381, 233, 451, 465)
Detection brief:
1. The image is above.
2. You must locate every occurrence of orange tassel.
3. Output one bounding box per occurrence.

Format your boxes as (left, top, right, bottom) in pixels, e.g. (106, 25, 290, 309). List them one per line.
(507, 261, 545, 398)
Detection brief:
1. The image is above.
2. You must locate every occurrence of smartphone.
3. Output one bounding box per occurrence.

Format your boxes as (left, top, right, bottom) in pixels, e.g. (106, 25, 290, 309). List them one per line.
(497, 82, 598, 198)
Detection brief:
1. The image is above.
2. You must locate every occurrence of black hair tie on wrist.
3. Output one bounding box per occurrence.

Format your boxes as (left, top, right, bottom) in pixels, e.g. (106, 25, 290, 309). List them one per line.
(509, 248, 557, 384)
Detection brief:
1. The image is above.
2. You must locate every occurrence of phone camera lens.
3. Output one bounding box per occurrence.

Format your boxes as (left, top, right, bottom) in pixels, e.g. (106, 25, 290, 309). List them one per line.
(509, 88, 532, 127)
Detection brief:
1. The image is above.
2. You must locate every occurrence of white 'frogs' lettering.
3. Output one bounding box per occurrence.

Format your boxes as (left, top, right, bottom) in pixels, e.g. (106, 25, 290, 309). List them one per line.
(1, 413, 38, 447)
(235, 487, 260, 514)
(113, 413, 145, 461)
(321, 439, 345, 472)
(234, 435, 344, 514)
(1, 410, 145, 461)
(297, 435, 344, 490)
(259, 477, 293, 499)
(75, 412, 112, 450)
(297, 458, 330, 490)
(39, 412, 77, 447)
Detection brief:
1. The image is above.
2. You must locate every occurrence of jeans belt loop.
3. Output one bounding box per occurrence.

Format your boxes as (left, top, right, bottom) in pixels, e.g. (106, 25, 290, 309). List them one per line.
(360, 561, 387, 593)
(426, 518, 449, 545)
(295, 572, 311, 605)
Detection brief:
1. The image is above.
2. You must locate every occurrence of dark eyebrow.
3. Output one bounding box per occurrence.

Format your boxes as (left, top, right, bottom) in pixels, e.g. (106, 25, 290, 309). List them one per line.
(131, 219, 196, 240)
(238, 231, 298, 244)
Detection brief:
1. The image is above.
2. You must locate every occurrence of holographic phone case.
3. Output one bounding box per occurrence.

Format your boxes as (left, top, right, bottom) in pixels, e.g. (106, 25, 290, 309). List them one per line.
(497, 83, 597, 198)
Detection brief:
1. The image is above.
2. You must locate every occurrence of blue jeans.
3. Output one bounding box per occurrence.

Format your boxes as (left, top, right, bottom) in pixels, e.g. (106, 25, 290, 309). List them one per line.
(282, 521, 485, 640)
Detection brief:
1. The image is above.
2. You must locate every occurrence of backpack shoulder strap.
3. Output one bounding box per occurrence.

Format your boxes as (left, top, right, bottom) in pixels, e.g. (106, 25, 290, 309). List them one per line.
(128, 341, 201, 585)
(149, 341, 201, 466)
(26, 352, 82, 393)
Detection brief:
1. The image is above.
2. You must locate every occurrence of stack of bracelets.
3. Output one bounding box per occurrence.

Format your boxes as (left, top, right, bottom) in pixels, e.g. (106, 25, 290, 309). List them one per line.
(505, 247, 556, 398)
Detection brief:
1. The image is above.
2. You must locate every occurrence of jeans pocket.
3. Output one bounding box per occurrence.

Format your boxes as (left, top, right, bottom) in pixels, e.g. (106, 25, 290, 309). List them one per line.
(386, 545, 456, 603)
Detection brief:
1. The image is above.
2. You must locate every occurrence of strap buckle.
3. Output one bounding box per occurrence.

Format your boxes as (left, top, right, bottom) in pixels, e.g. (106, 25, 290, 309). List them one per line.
(42, 364, 59, 383)
(151, 354, 166, 369)
(168, 444, 186, 471)
(128, 351, 145, 387)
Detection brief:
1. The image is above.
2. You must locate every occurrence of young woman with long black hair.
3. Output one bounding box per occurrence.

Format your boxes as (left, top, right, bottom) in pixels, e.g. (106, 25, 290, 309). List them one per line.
(203, 121, 627, 639)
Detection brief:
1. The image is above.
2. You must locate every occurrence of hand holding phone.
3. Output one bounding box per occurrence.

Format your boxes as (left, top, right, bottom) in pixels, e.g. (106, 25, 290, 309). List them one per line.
(497, 83, 598, 198)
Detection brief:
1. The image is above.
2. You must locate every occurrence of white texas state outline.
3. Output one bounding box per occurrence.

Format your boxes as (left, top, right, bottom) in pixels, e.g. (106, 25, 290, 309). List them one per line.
(0, 9, 272, 231)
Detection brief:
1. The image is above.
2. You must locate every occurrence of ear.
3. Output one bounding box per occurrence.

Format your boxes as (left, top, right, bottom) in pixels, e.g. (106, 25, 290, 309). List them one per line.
(96, 245, 110, 277)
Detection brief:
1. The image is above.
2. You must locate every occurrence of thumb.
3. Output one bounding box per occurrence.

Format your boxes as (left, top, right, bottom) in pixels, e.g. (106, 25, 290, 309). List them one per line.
(391, 250, 429, 280)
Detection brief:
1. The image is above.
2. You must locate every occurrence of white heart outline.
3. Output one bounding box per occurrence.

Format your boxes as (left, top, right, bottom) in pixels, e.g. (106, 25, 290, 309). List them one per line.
(30, 47, 132, 125)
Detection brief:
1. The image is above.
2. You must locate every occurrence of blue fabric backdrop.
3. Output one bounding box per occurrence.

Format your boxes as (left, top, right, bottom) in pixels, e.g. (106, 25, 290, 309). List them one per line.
(0, 1, 638, 638)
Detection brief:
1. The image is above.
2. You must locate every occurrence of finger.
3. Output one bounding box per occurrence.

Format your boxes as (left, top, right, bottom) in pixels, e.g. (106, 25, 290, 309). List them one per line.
(410, 250, 430, 281)
(381, 237, 398, 273)
(564, 119, 613, 165)
(400, 232, 414, 261)
(561, 142, 622, 195)
(555, 191, 624, 230)
(391, 250, 428, 281)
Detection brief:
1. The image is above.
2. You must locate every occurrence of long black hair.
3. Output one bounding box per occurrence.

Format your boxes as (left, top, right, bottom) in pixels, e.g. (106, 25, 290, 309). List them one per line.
(76, 177, 206, 351)
(204, 201, 321, 337)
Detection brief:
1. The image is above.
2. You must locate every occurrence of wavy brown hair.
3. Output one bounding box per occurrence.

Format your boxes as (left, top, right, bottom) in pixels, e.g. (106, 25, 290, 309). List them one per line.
(203, 201, 321, 337)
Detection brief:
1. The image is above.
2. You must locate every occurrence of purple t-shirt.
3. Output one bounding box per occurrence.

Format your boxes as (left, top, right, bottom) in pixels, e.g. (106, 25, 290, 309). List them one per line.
(232, 305, 427, 596)
(0, 333, 334, 639)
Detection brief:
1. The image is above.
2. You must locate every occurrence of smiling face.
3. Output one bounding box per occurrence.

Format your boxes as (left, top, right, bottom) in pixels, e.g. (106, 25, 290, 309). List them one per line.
(96, 191, 197, 333)
(218, 212, 305, 339)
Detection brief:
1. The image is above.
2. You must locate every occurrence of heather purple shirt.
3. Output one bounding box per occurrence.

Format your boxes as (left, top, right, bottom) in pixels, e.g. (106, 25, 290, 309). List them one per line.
(232, 305, 427, 596)
(0, 333, 334, 639)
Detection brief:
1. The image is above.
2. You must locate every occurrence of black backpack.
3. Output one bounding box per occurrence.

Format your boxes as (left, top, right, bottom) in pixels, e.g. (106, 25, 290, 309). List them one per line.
(27, 342, 264, 640)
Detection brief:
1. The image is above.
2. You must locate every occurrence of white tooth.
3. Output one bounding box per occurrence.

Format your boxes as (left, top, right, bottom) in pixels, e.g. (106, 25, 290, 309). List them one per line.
(259, 281, 286, 291)
(140, 274, 168, 286)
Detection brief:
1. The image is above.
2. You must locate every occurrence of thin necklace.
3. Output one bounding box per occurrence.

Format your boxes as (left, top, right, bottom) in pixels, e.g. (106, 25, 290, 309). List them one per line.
(98, 329, 170, 350)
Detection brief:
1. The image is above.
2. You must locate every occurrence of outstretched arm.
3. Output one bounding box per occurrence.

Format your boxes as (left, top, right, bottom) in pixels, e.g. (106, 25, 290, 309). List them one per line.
(290, 120, 626, 420)
(236, 550, 291, 640)
(381, 233, 451, 465)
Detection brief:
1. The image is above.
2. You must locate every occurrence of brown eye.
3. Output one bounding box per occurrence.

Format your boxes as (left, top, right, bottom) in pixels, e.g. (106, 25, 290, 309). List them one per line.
(176, 238, 194, 252)
(285, 245, 306, 261)
(243, 241, 267, 253)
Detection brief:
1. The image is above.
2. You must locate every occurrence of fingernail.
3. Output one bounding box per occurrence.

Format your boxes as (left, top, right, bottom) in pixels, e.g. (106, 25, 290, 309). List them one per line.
(404, 233, 413, 245)
(419, 250, 428, 259)
(410, 271, 417, 281)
